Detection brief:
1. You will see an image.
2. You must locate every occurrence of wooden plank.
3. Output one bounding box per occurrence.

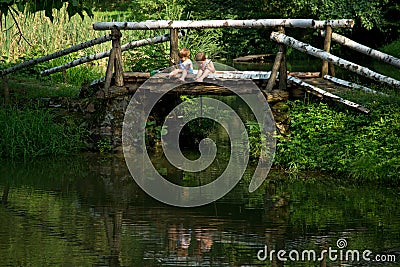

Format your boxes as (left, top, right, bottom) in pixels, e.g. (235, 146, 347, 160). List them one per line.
(287, 75, 369, 113)
(93, 19, 354, 30)
(288, 72, 320, 78)
(123, 72, 151, 78)
(233, 54, 274, 62)
(271, 32, 400, 88)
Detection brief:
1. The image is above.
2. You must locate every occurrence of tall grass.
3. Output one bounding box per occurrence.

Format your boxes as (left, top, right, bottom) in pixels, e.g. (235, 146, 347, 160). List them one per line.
(0, 106, 87, 159)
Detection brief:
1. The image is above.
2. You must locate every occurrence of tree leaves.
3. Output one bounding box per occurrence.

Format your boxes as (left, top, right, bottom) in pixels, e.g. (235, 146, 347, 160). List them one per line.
(0, 0, 92, 23)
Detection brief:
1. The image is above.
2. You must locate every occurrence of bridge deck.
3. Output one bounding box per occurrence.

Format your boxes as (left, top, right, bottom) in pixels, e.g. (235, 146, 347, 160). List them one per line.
(89, 71, 368, 112)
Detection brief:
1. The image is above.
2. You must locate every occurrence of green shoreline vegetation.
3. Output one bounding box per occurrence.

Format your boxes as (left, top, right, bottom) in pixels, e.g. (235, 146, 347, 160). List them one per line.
(1, 1, 400, 184)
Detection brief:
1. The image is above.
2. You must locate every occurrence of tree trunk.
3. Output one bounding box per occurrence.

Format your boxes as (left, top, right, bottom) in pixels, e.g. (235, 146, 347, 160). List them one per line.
(323, 75, 388, 96)
(287, 75, 369, 113)
(1, 34, 112, 76)
(41, 33, 182, 76)
(266, 52, 282, 92)
(322, 31, 400, 69)
(271, 32, 400, 88)
(93, 19, 354, 31)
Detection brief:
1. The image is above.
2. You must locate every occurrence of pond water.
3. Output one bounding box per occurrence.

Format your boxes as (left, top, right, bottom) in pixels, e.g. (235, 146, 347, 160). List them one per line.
(0, 153, 399, 266)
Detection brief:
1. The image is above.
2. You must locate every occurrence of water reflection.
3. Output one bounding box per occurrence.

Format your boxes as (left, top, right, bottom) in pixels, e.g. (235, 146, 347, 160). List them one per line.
(0, 154, 399, 266)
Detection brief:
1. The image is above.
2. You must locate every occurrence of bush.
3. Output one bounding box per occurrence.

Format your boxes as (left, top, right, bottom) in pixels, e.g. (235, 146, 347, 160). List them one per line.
(273, 99, 400, 184)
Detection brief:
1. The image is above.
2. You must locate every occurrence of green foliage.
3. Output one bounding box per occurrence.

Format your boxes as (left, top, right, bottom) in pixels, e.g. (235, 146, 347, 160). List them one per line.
(245, 121, 266, 163)
(0, 105, 87, 159)
(97, 138, 112, 153)
(145, 120, 168, 148)
(178, 95, 218, 142)
(0, 0, 92, 21)
(274, 98, 400, 183)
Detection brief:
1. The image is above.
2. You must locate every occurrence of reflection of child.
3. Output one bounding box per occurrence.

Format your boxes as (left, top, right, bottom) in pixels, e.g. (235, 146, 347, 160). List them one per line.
(195, 52, 215, 82)
(168, 48, 193, 81)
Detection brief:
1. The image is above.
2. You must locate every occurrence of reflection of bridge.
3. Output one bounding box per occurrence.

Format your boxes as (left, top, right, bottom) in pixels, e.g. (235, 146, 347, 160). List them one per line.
(2, 19, 400, 113)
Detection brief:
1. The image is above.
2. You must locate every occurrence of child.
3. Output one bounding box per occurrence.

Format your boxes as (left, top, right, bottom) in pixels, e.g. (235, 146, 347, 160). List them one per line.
(168, 47, 193, 82)
(194, 52, 215, 82)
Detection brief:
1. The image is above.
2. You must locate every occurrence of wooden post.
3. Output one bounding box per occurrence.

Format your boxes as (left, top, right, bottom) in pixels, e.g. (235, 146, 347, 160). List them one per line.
(112, 28, 124, 87)
(2, 75, 10, 106)
(170, 29, 179, 66)
(266, 52, 283, 92)
(329, 62, 336, 76)
(278, 26, 287, 90)
(321, 25, 332, 77)
(105, 28, 124, 91)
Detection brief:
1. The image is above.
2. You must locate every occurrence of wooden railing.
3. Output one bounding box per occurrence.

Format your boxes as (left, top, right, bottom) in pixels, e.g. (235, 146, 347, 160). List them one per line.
(3, 18, 400, 106)
(91, 19, 355, 91)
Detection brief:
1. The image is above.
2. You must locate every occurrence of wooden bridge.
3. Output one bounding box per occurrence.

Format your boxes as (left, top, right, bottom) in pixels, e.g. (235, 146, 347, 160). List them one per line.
(2, 19, 400, 114)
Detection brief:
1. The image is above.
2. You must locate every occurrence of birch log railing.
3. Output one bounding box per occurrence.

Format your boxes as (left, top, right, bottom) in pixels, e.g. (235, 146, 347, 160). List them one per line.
(270, 32, 400, 89)
(5, 18, 400, 112)
(320, 31, 400, 69)
(91, 19, 354, 92)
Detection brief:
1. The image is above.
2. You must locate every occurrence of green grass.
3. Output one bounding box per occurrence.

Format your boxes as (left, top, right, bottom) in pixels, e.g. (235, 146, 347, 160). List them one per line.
(0, 105, 87, 159)
(6, 78, 80, 99)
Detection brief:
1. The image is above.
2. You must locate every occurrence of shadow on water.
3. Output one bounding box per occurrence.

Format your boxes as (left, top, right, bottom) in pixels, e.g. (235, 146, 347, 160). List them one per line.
(0, 153, 399, 266)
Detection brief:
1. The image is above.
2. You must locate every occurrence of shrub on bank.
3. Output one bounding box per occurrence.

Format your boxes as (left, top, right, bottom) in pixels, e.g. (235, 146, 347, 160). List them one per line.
(274, 99, 400, 184)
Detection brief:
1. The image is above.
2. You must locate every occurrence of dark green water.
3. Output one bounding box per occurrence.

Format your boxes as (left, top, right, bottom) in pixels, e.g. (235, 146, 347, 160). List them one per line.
(0, 153, 399, 266)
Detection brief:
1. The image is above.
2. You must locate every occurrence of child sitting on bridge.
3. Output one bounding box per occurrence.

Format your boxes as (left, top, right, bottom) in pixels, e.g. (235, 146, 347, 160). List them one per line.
(194, 52, 215, 82)
(168, 47, 193, 82)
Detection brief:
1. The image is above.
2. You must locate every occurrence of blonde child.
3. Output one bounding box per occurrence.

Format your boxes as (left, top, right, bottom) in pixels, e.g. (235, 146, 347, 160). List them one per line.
(168, 48, 193, 81)
(194, 52, 215, 82)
